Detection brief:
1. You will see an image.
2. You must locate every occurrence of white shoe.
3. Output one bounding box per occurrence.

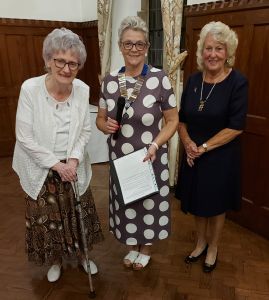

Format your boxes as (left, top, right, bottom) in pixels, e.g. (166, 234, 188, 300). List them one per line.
(47, 264, 61, 282)
(81, 260, 98, 275)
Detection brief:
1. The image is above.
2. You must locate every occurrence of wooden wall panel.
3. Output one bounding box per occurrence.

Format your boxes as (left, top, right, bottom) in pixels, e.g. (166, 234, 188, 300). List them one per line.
(79, 25, 101, 105)
(0, 18, 100, 157)
(31, 35, 47, 76)
(248, 25, 269, 117)
(0, 98, 15, 156)
(0, 38, 10, 86)
(7, 35, 31, 84)
(183, 0, 269, 239)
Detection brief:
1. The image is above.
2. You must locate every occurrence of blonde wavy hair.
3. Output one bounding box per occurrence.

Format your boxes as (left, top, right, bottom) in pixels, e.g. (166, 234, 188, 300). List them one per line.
(196, 21, 238, 71)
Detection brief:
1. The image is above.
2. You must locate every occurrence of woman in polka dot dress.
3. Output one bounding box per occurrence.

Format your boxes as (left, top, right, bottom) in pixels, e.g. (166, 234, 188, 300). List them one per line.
(96, 16, 178, 270)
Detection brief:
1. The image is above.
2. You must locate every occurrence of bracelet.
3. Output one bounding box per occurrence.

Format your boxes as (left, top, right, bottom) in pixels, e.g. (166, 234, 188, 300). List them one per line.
(149, 141, 159, 150)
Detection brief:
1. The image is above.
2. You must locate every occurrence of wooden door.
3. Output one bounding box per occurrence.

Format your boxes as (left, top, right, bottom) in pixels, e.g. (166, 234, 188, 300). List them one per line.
(183, 1, 269, 239)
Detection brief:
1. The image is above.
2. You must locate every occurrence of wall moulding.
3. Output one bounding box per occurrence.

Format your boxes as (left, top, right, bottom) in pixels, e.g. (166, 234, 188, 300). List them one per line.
(0, 17, 97, 28)
(185, 0, 269, 16)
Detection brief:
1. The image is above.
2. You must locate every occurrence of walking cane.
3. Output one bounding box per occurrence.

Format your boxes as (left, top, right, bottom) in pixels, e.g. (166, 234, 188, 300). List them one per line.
(73, 179, 96, 298)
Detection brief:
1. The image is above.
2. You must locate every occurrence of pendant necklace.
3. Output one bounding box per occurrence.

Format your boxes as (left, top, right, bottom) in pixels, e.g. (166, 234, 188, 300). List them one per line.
(118, 64, 148, 119)
(198, 77, 216, 112)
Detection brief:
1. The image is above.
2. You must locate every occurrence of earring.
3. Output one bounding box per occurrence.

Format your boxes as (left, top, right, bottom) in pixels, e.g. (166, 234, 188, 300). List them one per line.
(145, 53, 148, 57)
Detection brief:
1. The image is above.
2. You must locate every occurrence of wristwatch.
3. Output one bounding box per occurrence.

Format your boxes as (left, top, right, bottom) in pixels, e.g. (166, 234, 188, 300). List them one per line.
(202, 143, 208, 152)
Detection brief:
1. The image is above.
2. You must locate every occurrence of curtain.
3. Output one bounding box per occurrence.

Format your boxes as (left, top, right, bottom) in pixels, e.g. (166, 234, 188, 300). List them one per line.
(97, 0, 113, 81)
(161, 0, 188, 186)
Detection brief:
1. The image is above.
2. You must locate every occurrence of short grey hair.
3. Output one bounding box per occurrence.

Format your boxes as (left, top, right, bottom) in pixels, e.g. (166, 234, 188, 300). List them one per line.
(42, 27, 87, 69)
(118, 16, 149, 43)
(196, 21, 238, 71)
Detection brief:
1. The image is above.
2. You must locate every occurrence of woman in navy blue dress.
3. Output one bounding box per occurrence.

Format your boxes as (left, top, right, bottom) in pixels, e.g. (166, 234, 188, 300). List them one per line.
(175, 21, 248, 272)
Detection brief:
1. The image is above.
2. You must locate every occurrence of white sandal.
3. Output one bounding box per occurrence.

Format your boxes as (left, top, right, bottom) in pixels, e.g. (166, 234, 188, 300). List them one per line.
(133, 253, 151, 270)
(123, 250, 139, 268)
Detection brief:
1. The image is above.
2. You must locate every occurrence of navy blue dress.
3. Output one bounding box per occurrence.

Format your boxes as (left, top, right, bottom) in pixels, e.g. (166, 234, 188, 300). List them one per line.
(175, 70, 248, 217)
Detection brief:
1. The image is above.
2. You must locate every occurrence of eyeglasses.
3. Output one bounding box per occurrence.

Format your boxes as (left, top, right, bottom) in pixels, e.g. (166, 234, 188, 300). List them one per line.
(53, 58, 80, 71)
(121, 41, 148, 51)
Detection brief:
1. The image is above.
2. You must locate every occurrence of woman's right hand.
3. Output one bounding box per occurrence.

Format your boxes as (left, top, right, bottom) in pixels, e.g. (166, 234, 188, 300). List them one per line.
(96, 108, 120, 135)
(183, 139, 199, 167)
(105, 117, 120, 134)
(184, 139, 199, 159)
(186, 156, 195, 167)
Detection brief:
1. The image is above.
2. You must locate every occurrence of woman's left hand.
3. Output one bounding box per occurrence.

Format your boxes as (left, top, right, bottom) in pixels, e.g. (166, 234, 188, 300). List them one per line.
(66, 158, 78, 181)
(61, 158, 78, 182)
(67, 158, 78, 170)
(143, 144, 157, 162)
(197, 146, 207, 156)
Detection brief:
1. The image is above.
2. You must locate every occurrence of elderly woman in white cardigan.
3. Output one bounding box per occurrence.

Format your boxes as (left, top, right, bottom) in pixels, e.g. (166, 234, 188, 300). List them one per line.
(12, 28, 103, 283)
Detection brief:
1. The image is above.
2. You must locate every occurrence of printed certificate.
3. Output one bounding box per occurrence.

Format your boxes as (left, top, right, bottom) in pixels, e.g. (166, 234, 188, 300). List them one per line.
(110, 147, 159, 206)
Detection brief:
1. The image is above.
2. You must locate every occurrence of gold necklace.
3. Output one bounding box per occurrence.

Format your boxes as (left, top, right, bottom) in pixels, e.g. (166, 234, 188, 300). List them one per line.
(198, 70, 230, 112)
(198, 79, 216, 112)
(118, 64, 148, 119)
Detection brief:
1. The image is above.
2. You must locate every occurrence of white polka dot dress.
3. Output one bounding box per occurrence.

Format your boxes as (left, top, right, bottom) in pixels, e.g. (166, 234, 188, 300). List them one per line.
(100, 67, 176, 245)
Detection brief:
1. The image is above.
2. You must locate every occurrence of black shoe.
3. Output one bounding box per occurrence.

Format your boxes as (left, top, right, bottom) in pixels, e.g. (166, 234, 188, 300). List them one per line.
(203, 254, 217, 273)
(184, 244, 208, 264)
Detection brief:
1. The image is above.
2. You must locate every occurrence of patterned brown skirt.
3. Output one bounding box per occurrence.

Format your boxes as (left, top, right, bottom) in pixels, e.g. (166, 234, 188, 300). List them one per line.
(25, 170, 104, 266)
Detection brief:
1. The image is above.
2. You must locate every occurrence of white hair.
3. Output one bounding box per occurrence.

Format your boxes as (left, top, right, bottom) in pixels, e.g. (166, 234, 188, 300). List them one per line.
(118, 16, 149, 43)
(196, 21, 238, 71)
(43, 27, 87, 69)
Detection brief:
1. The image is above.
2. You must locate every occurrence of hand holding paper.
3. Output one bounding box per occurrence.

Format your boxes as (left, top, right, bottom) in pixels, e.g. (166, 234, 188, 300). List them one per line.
(143, 144, 158, 162)
(110, 148, 159, 205)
